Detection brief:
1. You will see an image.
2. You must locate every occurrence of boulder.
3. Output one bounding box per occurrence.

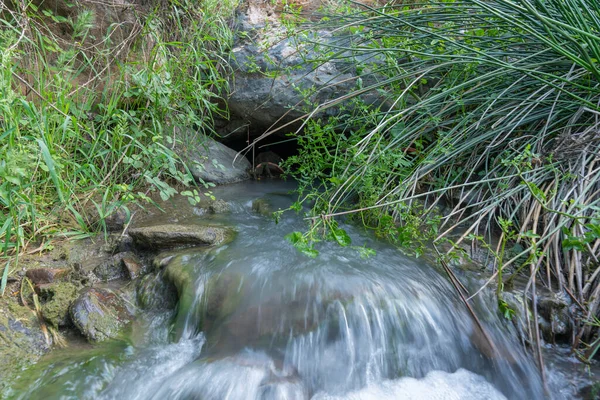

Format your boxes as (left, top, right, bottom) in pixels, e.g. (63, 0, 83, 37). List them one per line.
(70, 288, 133, 342)
(217, 1, 388, 141)
(129, 224, 235, 250)
(176, 131, 251, 185)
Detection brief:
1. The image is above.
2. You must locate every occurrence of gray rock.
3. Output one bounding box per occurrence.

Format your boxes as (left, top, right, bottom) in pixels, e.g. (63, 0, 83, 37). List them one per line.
(122, 253, 144, 280)
(218, 7, 388, 141)
(70, 288, 133, 342)
(137, 273, 177, 310)
(93, 253, 128, 282)
(176, 131, 251, 185)
(209, 199, 232, 214)
(129, 224, 235, 250)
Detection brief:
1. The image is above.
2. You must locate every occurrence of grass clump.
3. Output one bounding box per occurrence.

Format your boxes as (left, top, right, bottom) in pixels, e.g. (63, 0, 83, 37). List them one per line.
(0, 0, 238, 288)
(276, 0, 600, 359)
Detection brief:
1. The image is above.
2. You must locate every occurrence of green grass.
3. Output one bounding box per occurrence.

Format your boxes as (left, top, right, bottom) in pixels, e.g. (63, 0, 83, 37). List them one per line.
(0, 0, 238, 262)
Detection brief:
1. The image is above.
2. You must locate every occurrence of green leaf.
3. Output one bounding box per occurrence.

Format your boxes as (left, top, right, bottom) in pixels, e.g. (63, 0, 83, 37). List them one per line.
(285, 231, 303, 245)
(298, 245, 319, 258)
(37, 138, 65, 204)
(1, 260, 9, 297)
(332, 227, 351, 247)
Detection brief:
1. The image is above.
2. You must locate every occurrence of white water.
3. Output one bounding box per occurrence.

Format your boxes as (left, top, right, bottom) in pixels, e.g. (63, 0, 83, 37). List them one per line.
(7, 181, 590, 399)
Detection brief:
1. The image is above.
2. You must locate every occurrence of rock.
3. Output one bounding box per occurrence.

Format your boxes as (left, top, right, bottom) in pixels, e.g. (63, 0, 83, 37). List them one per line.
(153, 254, 176, 270)
(93, 253, 127, 282)
(70, 288, 133, 342)
(252, 198, 272, 216)
(503, 284, 573, 344)
(175, 131, 251, 185)
(218, 3, 388, 141)
(129, 224, 235, 250)
(0, 301, 50, 392)
(209, 199, 232, 214)
(137, 273, 177, 311)
(39, 282, 79, 327)
(86, 204, 131, 232)
(122, 253, 144, 280)
(25, 268, 70, 285)
(579, 382, 600, 400)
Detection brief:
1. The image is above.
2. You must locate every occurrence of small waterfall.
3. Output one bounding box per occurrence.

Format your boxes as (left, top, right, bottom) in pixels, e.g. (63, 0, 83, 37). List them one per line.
(9, 182, 584, 400)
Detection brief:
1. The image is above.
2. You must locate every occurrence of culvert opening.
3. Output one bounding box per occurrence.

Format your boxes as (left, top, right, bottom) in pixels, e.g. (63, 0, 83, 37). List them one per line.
(221, 130, 301, 179)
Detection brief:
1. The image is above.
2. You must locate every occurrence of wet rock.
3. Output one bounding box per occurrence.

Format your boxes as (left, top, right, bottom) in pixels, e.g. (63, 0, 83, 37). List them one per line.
(129, 224, 235, 250)
(39, 282, 79, 328)
(503, 285, 573, 343)
(26, 268, 70, 285)
(93, 253, 128, 282)
(0, 301, 50, 391)
(70, 288, 133, 342)
(175, 131, 251, 185)
(153, 254, 176, 270)
(137, 273, 177, 310)
(579, 382, 600, 400)
(201, 273, 245, 325)
(209, 199, 232, 214)
(252, 198, 272, 216)
(122, 253, 144, 280)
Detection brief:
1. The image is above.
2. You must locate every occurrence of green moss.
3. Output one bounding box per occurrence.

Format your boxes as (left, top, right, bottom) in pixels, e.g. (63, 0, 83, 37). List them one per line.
(0, 299, 48, 394)
(40, 282, 79, 328)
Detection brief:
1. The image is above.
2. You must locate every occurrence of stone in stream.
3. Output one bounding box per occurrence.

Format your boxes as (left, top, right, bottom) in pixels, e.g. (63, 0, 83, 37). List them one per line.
(92, 251, 146, 282)
(129, 224, 235, 250)
(251, 198, 272, 216)
(137, 272, 177, 311)
(209, 199, 232, 214)
(122, 253, 144, 280)
(70, 287, 133, 342)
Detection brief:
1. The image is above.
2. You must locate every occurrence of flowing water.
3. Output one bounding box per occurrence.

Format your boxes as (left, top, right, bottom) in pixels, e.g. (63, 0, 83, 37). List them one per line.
(6, 182, 596, 399)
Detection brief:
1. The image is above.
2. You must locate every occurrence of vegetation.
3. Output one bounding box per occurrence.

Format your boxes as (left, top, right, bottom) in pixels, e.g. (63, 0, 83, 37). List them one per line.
(277, 0, 600, 359)
(0, 0, 238, 293)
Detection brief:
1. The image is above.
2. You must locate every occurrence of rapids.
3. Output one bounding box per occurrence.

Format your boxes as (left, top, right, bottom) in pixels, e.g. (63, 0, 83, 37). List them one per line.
(6, 182, 594, 399)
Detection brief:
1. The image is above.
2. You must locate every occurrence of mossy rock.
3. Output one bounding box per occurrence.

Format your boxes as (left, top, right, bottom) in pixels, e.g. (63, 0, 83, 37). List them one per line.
(209, 199, 232, 214)
(251, 198, 272, 216)
(136, 273, 177, 311)
(129, 224, 236, 250)
(70, 288, 133, 342)
(0, 300, 50, 393)
(40, 282, 79, 328)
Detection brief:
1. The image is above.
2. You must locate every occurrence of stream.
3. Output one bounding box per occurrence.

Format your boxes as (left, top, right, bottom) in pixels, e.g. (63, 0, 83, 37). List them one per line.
(6, 182, 597, 399)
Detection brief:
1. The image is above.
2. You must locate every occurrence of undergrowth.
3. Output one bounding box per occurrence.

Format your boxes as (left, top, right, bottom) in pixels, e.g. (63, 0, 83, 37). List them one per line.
(0, 0, 238, 294)
(274, 0, 600, 363)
